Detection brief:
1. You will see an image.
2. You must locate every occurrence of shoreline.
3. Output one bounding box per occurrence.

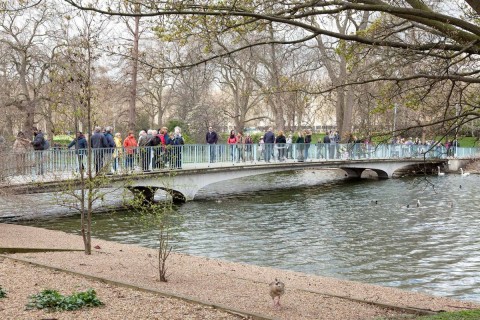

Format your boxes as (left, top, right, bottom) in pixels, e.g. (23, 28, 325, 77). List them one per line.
(1, 223, 479, 319)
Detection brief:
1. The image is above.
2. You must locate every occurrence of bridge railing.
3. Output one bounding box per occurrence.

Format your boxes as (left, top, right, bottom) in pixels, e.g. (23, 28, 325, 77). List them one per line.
(0, 143, 478, 179)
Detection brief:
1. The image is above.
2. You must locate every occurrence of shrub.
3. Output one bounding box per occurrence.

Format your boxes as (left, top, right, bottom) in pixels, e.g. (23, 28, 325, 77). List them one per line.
(27, 288, 103, 311)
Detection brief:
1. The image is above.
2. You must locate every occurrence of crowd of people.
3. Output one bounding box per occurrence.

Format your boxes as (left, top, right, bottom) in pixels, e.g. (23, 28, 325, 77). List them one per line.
(218, 127, 341, 163)
(66, 126, 185, 174)
(5, 124, 463, 176)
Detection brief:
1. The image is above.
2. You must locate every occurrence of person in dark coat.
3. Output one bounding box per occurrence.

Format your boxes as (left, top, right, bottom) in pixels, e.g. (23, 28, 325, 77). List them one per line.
(31, 127, 46, 174)
(304, 129, 312, 160)
(323, 132, 331, 159)
(275, 131, 287, 161)
(32, 127, 46, 151)
(296, 131, 305, 162)
(90, 126, 108, 174)
(171, 126, 184, 169)
(68, 132, 88, 172)
(206, 126, 218, 163)
(263, 127, 275, 163)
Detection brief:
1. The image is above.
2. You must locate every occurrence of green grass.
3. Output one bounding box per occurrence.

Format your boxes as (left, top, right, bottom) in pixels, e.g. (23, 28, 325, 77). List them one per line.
(0, 285, 6, 298)
(377, 309, 480, 320)
(52, 134, 74, 146)
(416, 310, 480, 320)
(456, 137, 479, 148)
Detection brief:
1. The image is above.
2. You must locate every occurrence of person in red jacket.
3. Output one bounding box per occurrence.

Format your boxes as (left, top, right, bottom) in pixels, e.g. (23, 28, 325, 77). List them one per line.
(123, 130, 137, 172)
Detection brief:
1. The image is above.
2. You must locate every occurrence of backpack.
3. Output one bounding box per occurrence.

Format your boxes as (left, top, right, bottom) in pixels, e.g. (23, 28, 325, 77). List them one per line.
(43, 139, 50, 150)
(174, 136, 184, 145)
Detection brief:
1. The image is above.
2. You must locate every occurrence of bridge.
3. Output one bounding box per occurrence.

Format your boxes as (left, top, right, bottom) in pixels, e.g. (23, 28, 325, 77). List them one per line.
(1, 143, 476, 202)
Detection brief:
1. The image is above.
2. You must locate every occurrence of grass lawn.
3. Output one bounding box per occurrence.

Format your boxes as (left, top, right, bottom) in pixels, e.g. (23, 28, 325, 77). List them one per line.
(417, 309, 480, 320)
(380, 309, 480, 320)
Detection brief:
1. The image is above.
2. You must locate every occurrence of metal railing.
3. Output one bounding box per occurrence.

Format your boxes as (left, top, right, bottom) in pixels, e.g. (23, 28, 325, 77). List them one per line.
(1, 143, 478, 180)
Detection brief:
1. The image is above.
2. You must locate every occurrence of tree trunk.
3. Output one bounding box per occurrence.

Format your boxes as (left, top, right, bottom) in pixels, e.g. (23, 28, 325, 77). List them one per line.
(128, 11, 140, 131)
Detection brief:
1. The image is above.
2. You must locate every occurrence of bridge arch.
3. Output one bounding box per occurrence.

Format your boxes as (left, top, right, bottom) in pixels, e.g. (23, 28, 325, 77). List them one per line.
(339, 168, 390, 179)
(128, 186, 187, 204)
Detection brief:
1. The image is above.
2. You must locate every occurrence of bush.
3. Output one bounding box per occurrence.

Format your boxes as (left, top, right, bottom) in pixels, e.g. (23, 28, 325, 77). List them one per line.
(27, 288, 103, 311)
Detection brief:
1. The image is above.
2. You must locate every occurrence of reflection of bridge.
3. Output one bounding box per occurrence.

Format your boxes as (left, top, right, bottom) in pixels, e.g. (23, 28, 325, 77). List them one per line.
(1, 143, 476, 202)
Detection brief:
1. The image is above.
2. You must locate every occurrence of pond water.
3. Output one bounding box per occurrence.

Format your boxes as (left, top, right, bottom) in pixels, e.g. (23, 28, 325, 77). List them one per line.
(11, 169, 480, 302)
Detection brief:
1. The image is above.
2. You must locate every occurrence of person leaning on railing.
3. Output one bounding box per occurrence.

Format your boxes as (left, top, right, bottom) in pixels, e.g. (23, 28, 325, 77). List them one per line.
(67, 132, 88, 172)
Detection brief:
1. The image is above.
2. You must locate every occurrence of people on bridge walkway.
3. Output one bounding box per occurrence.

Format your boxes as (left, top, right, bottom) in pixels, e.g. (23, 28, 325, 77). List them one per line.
(227, 130, 237, 162)
(123, 131, 138, 172)
(4, 124, 458, 180)
(67, 132, 88, 172)
(32, 127, 48, 175)
(13, 131, 32, 175)
(90, 126, 109, 175)
(206, 126, 218, 163)
(275, 131, 286, 162)
(296, 131, 305, 162)
(264, 127, 275, 163)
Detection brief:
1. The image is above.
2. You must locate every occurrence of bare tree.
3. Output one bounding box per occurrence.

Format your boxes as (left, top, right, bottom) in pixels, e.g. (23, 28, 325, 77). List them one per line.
(62, 0, 480, 135)
(0, 2, 54, 138)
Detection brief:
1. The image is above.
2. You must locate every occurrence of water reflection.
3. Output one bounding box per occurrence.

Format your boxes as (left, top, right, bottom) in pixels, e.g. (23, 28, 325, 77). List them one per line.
(12, 170, 480, 302)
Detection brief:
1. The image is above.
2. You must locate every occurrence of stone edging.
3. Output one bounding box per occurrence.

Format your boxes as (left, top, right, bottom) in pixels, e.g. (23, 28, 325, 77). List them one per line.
(0, 247, 84, 254)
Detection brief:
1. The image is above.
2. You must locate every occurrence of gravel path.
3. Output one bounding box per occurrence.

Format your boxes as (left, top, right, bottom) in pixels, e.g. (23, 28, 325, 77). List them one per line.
(1, 223, 478, 320)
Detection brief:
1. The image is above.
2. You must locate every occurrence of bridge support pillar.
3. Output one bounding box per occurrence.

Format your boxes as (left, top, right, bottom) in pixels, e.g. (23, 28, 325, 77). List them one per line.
(129, 186, 158, 205)
(170, 190, 186, 204)
(341, 168, 365, 178)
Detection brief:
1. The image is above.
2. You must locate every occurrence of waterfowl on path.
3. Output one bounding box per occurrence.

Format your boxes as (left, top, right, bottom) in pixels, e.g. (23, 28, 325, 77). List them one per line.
(269, 278, 285, 308)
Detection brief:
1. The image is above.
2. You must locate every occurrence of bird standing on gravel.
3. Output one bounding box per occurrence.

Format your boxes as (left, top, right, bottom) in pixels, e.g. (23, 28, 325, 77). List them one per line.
(269, 278, 285, 308)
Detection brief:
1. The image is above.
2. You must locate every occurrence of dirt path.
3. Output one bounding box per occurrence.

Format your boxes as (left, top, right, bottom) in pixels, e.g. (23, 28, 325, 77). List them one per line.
(1, 223, 478, 320)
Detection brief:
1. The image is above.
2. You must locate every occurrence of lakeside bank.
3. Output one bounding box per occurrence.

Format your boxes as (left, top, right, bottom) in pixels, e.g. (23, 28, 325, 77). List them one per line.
(1, 223, 478, 319)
